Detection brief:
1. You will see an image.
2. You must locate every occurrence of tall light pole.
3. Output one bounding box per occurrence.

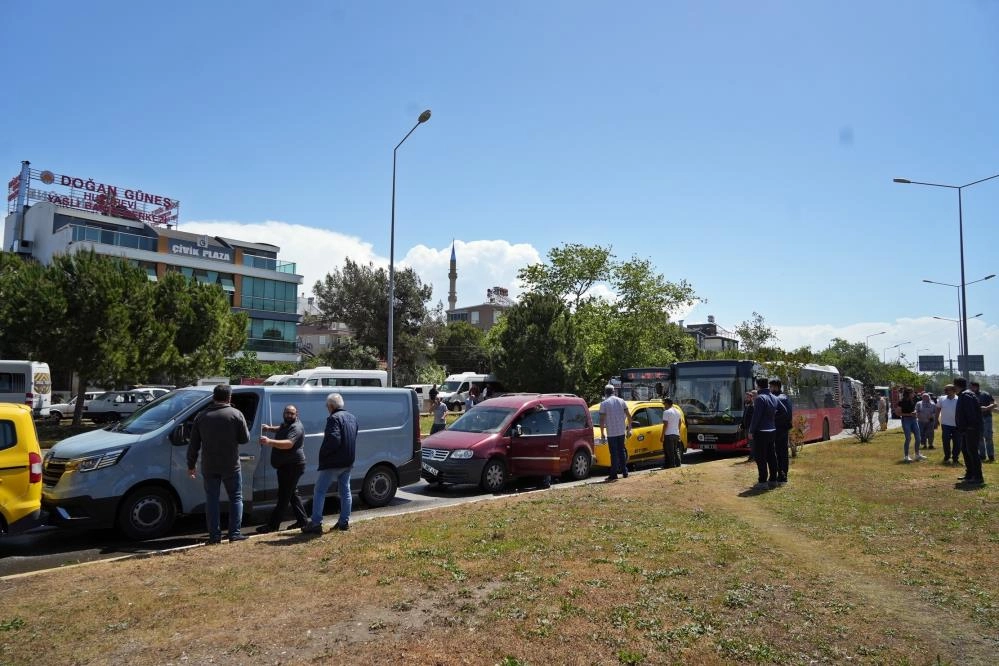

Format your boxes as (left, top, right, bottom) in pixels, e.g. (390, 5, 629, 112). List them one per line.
(883, 342, 909, 365)
(921, 274, 994, 356)
(865, 331, 886, 351)
(896, 341, 913, 364)
(387, 109, 431, 387)
(895, 173, 999, 378)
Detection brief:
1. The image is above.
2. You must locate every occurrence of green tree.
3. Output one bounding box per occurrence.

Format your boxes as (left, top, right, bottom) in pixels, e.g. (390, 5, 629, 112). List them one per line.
(0, 252, 64, 360)
(518, 243, 613, 310)
(313, 259, 433, 381)
(734, 311, 778, 356)
(494, 293, 574, 393)
(318, 338, 380, 370)
(434, 321, 489, 374)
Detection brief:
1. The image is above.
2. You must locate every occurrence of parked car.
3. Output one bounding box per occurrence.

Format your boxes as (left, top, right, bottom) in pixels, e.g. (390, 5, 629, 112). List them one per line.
(420, 393, 593, 491)
(47, 391, 104, 422)
(589, 400, 688, 470)
(83, 389, 158, 423)
(42, 386, 421, 539)
(0, 403, 44, 534)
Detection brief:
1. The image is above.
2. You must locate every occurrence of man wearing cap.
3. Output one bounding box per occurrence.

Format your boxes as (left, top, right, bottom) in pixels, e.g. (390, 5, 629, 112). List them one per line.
(599, 384, 631, 481)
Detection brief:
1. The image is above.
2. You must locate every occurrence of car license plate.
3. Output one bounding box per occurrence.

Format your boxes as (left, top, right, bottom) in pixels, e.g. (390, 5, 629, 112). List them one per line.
(699, 443, 716, 450)
(422, 462, 439, 477)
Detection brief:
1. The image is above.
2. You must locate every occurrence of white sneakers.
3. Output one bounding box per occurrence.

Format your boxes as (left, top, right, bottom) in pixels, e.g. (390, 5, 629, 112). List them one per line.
(916, 454, 928, 461)
(903, 456, 912, 462)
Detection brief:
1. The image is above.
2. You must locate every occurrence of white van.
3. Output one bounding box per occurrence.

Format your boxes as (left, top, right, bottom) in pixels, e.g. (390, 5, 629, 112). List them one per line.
(283, 367, 387, 387)
(42, 386, 421, 539)
(0, 360, 52, 418)
(263, 374, 293, 386)
(438, 372, 503, 411)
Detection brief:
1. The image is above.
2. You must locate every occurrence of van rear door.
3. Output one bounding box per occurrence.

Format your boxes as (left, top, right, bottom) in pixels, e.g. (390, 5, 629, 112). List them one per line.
(509, 407, 562, 477)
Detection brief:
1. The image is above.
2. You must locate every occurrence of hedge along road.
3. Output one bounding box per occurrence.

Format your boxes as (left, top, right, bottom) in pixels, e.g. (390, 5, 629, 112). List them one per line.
(2, 422, 874, 578)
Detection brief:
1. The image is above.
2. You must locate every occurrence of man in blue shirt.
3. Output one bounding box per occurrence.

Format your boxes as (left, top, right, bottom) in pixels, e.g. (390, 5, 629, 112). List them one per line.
(954, 378, 984, 486)
(303, 393, 359, 534)
(749, 378, 786, 490)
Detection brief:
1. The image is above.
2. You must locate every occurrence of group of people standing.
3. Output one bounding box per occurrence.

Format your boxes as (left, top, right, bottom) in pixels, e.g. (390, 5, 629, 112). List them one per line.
(896, 379, 994, 485)
(745, 378, 793, 490)
(185, 384, 358, 544)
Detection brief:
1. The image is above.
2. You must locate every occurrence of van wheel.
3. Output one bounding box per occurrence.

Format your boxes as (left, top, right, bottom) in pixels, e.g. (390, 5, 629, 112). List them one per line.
(48, 411, 63, 422)
(480, 459, 506, 493)
(361, 465, 397, 508)
(117, 486, 176, 540)
(567, 449, 591, 480)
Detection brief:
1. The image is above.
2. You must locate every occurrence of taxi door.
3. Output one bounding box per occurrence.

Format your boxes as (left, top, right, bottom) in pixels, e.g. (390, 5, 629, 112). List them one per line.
(509, 407, 563, 477)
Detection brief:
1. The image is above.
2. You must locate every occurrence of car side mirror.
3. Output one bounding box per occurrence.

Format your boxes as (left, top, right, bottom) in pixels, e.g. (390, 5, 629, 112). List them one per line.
(170, 424, 189, 446)
(631, 420, 641, 429)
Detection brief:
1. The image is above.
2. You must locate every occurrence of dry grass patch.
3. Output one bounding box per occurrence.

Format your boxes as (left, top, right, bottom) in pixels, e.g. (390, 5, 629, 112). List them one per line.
(1, 432, 997, 665)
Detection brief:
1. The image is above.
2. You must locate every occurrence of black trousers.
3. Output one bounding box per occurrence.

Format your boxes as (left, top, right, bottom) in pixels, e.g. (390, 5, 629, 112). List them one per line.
(753, 430, 778, 483)
(663, 434, 682, 468)
(775, 428, 790, 480)
(264, 462, 309, 529)
(960, 429, 983, 481)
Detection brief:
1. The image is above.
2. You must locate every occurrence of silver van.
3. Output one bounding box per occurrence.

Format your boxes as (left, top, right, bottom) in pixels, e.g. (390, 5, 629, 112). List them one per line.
(41, 386, 421, 539)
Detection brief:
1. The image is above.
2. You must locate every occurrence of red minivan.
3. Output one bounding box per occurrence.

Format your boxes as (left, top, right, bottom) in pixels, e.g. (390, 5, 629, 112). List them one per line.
(421, 393, 594, 492)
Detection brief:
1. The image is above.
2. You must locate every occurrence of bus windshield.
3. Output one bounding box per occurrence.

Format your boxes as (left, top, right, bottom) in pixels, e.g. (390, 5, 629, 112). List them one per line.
(672, 364, 749, 422)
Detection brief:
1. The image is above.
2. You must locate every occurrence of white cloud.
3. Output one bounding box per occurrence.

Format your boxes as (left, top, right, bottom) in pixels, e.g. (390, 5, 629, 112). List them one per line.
(775, 317, 999, 373)
(181, 220, 541, 307)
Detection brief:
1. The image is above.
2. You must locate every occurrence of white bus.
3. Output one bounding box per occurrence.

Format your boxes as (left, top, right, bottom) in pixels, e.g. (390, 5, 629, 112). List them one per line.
(282, 367, 387, 387)
(0, 360, 52, 417)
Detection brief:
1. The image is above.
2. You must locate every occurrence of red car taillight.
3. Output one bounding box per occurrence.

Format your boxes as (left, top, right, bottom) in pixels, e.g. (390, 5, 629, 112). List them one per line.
(25, 392, 34, 407)
(29, 452, 42, 484)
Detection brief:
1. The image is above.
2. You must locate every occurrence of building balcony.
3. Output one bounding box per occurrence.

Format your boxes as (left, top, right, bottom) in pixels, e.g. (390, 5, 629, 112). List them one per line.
(242, 254, 296, 274)
(70, 225, 158, 252)
(244, 337, 297, 354)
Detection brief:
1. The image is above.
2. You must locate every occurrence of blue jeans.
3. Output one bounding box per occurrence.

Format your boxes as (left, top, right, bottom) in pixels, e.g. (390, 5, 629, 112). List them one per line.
(607, 435, 627, 476)
(980, 415, 994, 460)
(203, 468, 243, 540)
(311, 467, 352, 527)
(901, 417, 921, 457)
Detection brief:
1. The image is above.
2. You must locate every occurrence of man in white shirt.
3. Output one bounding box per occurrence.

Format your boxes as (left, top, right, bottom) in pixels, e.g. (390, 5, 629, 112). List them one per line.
(936, 384, 960, 464)
(660, 396, 682, 469)
(598, 384, 631, 481)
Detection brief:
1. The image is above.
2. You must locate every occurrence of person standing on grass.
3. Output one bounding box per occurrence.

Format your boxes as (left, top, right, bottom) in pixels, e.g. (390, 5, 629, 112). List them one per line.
(256, 404, 309, 534)
(303, 393, 358, 534)
(430, 396, 448, 434)
(936, 385, 960, 465)
(660, 396, 682, 469)
(954, 377, 984, 485)
(742, 390, 757, 463)
(599, 384, 631, 481)
(970, 382, 996, 463)
(897, 387, 923, 462)
(748, 378, 782, 490)
(915, 392, 938, 452)
(878, 395, 888, 431)
(187, 384, 250, 544)
(428, 383, 438, 404)
(770, 379, 792, 485)
(464, 386, 479, 412)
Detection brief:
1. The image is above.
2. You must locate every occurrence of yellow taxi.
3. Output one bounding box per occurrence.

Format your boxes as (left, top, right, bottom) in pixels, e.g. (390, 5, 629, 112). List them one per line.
(0, 403, 44, 534)
(589, 400, 687, 470)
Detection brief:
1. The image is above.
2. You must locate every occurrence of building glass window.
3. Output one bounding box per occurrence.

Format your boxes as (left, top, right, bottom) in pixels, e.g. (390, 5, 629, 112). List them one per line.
(471, 311, 480, 325)
(245, 318, 297, 354)
(240, 277, 297, 313)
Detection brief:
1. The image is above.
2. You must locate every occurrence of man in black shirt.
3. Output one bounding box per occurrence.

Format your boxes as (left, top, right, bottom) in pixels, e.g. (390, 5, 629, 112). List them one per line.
(954, 377, 985, 486)
(256, 404, 309, 533)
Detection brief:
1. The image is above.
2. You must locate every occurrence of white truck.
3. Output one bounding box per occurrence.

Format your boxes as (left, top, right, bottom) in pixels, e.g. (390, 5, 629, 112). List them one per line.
(0, 360, 52, 418)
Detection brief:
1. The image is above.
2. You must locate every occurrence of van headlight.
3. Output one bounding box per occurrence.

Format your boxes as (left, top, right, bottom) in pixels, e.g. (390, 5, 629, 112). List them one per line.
(65, 448, 128, 472)
(449, 449, 474, 460)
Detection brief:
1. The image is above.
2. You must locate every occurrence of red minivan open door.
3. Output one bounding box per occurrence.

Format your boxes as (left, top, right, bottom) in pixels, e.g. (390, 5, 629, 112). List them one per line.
(508, 407, 563, 477)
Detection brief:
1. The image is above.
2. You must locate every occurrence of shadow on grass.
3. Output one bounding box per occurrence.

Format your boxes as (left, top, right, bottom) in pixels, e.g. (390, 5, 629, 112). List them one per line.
(953, 482, 987, 492)
(737, 486, 773, 498)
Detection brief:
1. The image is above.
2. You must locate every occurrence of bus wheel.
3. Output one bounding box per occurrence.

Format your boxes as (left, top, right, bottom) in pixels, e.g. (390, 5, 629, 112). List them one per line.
(822, 419, 830, 441)
(361, 465, 397, 508)
(117, 486, 176, 540)
(480, 459, 506, 493)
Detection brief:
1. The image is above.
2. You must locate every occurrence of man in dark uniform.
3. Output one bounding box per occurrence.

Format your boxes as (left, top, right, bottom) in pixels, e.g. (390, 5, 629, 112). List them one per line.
(955, 377, 984, 486)
(256, 404, 309, 533)
(770, 379, 793, 484)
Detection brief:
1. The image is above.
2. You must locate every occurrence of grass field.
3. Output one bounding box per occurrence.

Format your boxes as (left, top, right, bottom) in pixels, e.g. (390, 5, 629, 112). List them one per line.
(3, 425, 996, 665)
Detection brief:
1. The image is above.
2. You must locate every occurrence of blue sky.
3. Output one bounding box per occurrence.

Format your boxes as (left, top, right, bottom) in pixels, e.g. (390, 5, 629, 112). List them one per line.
(5, 1, 998, 372)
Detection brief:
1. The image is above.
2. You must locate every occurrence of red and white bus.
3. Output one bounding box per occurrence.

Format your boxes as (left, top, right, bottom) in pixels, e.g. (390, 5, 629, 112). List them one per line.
(670, 359, 843, 453)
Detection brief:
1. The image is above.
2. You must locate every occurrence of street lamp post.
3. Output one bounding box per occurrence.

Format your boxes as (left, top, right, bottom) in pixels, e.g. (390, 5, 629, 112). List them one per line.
(895, 173, 999, 378)
(865, 331, 886, 351)
(883, 341, 910, 365)
(896, 341, 913, 364)
(921, 274, 994, 356)
(387, 109, 432, 387)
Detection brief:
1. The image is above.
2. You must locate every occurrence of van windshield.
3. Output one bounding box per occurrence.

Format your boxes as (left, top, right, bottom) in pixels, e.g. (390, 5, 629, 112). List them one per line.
(447, 407, 515, 433)
(113, 391, 208, 435)
(283, 377, 307, 386)
(441, 380, 462, 392)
